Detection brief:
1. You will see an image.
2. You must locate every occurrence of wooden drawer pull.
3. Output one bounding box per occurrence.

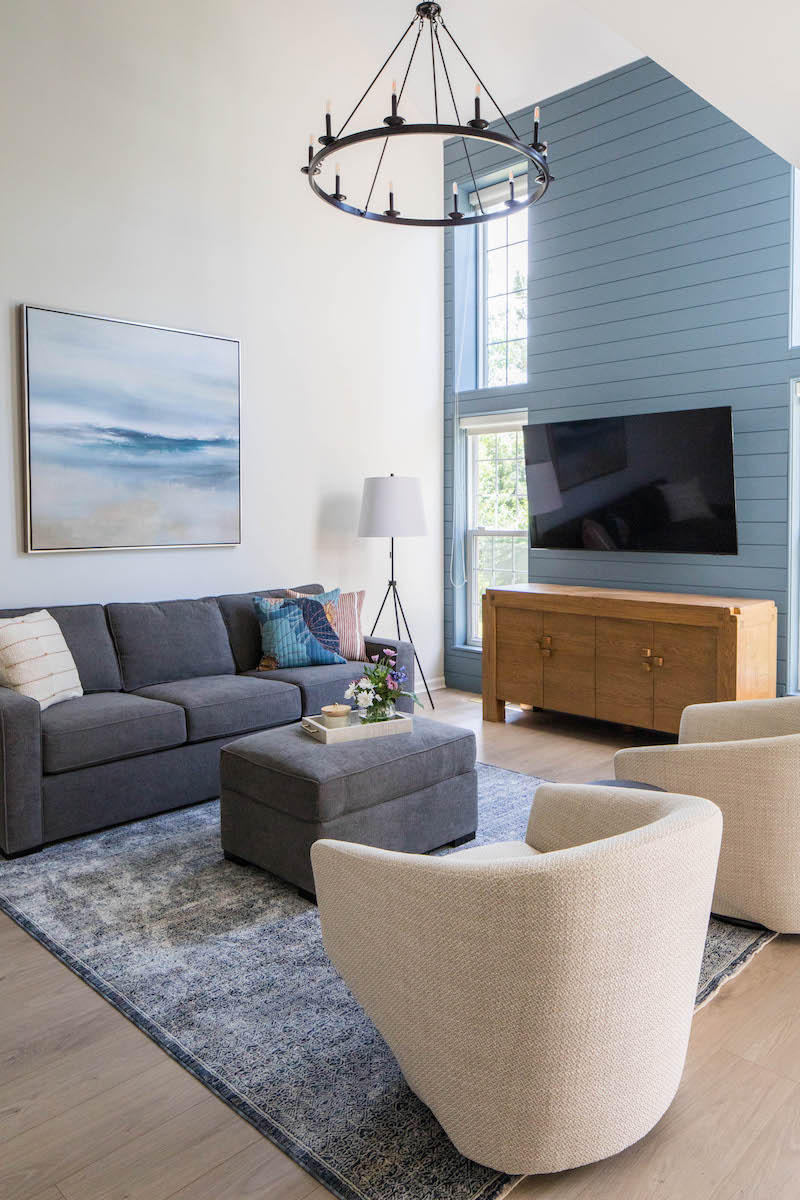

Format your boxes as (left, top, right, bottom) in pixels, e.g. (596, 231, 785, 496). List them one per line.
(641, 647, 653, 658)
(652, 657, 664, 668)
(642, 661, 652, 672)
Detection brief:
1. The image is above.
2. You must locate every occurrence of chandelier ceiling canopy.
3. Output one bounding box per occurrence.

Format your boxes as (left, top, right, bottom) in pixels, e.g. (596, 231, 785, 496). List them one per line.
(302, 2, 554, 228)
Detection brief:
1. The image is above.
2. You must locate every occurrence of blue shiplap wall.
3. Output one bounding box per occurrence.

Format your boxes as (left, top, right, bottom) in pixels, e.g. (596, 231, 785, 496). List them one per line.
(443, 57, 800, 694)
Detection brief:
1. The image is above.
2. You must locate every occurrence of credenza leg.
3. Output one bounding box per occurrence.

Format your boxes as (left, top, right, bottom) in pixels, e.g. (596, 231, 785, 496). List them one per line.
(484, 697, 506, 722)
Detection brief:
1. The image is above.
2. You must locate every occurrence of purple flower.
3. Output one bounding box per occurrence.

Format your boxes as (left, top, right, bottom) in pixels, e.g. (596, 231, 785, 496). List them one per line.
(382, 648, 397, 658)
(370, 654, 379, 662)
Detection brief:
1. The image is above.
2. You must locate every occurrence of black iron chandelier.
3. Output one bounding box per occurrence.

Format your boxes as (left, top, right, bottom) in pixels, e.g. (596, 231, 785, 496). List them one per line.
(301, 1, 553, 227)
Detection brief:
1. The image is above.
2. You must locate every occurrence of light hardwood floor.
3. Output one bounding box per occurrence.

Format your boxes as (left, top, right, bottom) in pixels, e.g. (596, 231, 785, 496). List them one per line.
(2, 688, 799, 1200)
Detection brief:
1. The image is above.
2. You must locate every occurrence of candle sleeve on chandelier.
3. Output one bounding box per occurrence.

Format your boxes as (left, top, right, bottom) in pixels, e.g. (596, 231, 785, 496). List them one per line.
(533, 104, 540, 144)
(474, 83, 481, 121)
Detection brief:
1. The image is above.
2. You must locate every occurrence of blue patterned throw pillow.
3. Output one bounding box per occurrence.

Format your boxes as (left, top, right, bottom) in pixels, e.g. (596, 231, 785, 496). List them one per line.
(253, 597, 346, 671)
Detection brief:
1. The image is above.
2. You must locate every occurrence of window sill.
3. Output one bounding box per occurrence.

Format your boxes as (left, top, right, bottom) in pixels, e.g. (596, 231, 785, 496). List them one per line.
(451, 643, 483, 654)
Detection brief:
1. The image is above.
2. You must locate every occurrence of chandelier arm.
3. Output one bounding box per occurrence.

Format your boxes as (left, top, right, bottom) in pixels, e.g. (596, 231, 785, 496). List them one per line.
(336, 16, 417, 139)
(439, 18, 520, 140)
(363, 18, 424, 214)
(429, 20, 439, 123)
(433, 24, 483, 214)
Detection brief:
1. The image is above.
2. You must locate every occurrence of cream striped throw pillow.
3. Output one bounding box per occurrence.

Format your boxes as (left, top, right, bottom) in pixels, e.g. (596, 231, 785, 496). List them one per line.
(0, 610, 83, 710)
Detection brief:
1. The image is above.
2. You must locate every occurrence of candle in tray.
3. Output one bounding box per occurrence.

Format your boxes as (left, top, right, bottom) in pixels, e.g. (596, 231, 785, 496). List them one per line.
(321, 703, 352, 729)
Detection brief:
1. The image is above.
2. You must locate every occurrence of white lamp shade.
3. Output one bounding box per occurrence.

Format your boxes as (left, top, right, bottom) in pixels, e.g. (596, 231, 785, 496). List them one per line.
(358, 476, 427, 537)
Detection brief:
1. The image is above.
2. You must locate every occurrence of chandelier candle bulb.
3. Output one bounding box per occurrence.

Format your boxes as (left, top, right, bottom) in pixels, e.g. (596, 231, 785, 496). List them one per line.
(391, 79, 398, 118)
(508, 168, 515, 203)
(533, 105, 540, 144)
(474, 83, 481, 121)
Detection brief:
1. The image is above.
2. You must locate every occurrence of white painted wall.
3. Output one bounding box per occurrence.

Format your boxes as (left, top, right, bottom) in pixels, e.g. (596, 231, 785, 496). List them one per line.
(0, 0, 445, 683)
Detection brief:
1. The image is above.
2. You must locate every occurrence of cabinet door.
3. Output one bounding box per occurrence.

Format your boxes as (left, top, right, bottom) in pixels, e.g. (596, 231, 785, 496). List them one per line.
(542, 612, 596, 718)
(495, 607, 543, 706)
(595, 618, 655, 728)
(653, 622, 717, 733)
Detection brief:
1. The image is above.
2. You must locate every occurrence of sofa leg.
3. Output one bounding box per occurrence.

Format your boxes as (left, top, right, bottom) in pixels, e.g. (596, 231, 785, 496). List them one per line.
(2, 844, 44, 860)
(223, 850, 251, 867)
(450, 831, 476, 848)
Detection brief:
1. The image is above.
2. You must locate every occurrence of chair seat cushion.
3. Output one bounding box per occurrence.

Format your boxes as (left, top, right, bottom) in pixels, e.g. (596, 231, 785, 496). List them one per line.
(449, 840, 541, 861)
(135, 675, 301, 742)
(220, 716, 476, 823)
(42, 692, 187, 774)
(242, 662, 368, 716)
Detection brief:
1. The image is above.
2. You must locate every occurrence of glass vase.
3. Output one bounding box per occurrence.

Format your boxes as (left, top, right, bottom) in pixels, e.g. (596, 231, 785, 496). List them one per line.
(359, 699, 396, 724)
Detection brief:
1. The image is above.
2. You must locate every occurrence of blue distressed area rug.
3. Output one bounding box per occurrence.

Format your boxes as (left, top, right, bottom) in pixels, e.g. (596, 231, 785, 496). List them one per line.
(0, 763, 775, 1200)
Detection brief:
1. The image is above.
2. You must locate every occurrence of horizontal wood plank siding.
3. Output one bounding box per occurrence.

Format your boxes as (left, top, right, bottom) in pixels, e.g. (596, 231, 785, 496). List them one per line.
(444, 57, 800, 693)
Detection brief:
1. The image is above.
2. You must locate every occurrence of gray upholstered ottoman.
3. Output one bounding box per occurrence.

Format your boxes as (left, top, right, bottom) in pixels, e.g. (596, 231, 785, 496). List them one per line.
(220, 716, 478, 897)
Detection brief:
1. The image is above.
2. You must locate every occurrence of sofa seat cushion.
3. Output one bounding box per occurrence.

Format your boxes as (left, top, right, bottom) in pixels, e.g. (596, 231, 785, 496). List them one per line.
(42, 693, 187, 774)
(242, 662, 366, 716)
(221, 716, 477, 823)
(134, 675, 301, 742)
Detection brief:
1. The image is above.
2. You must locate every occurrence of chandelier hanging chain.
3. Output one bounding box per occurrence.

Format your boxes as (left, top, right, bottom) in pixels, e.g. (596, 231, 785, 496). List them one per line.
(432, 23, 484, 215)
(438, 18, 520, 141)
(363, 17, 425, 214)
(335, 16, 417, 140)
(429, 20, 439, 124)
(302, 2, 553, 228)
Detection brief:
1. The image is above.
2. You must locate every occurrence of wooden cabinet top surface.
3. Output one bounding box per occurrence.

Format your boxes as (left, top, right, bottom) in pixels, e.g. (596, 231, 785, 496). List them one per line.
(485, 584, 776, 625)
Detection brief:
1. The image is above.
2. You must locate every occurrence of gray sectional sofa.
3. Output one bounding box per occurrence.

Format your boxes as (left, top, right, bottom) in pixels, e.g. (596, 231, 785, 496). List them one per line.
(0, 585, 413, 857)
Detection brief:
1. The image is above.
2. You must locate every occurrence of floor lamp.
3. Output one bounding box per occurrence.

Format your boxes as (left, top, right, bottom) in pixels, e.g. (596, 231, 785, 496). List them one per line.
(358, 474, 435, 709)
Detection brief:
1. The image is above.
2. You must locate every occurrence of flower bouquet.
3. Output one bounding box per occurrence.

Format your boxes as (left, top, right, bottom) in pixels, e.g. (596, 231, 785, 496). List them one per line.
(344, 647, 422, 723)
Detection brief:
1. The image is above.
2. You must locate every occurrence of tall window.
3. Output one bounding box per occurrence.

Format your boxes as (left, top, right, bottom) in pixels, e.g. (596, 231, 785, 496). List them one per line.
(462, 414, 529, 644)
(470, 174, 528, 388)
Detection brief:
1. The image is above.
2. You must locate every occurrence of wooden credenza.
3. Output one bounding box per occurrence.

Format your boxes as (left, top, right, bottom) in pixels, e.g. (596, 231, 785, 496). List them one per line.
(482, 584, 777, 734)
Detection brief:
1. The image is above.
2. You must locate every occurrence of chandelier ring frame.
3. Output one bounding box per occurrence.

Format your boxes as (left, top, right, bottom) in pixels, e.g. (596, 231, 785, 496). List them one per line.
(306, 123, 551, 228)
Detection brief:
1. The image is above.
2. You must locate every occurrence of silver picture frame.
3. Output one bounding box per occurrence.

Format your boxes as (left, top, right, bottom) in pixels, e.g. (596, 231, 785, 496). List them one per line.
(21, 304, 242, 553)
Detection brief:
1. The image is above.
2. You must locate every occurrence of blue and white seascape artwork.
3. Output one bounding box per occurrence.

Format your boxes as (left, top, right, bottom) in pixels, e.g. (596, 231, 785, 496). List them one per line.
(24, 307, 240, 551)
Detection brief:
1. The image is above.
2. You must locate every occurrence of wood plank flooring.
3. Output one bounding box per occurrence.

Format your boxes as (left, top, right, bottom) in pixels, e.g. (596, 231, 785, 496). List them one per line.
(1, 689, 798, 1199)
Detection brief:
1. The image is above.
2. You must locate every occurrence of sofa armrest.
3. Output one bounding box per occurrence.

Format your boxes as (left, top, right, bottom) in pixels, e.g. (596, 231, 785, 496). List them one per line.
(0, 686, 43, 855)
(679, 697, 800, 745)
(362, 635, 415, 714)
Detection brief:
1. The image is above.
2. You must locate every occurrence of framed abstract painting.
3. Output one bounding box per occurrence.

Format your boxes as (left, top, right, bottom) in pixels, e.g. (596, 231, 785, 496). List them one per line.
(22, 305, 241, 552)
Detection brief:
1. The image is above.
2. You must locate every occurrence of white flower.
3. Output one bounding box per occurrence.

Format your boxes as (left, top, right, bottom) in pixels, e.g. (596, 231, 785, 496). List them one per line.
(344, 683, 356, 700)
(358, 676, 371, 688)
(356, 687, 374, 706)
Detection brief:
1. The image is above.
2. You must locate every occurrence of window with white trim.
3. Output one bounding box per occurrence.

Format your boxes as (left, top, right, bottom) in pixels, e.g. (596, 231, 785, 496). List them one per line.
(470, 173, 528, 388)
(462, 411, 529, 644)
(792, 168, 800, 348)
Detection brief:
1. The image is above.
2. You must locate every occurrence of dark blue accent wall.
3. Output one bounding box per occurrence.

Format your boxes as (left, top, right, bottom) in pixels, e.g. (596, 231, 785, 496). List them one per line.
(443, 57, 800, 694)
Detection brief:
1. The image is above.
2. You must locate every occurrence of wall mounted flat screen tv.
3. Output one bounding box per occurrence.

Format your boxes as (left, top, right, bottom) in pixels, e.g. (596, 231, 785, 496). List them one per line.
(524, 406, 737, 555)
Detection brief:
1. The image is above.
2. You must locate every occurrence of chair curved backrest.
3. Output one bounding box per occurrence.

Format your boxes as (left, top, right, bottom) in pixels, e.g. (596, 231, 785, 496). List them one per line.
(311, 783, 721, 1176)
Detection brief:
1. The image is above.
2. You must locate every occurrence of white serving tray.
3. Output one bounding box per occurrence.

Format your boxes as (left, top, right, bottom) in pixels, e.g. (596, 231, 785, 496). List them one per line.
(300, 712, 414, 744)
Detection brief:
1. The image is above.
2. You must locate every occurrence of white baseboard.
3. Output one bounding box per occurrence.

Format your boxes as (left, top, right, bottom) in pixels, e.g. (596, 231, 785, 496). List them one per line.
(423, 675, 446, 693)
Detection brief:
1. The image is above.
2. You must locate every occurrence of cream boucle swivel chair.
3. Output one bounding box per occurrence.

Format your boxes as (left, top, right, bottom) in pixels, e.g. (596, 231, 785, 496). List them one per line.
(311, 783, 721, 1175)
(616, 696, 800, 933)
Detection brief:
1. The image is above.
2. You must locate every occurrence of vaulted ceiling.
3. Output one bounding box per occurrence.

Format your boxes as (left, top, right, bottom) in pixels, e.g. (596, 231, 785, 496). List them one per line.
(577, 0, 800, 166)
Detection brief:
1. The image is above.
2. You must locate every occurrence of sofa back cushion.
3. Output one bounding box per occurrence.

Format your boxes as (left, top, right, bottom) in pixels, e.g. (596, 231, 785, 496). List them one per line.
(107, 598, 236, 691)
(0, 603, 122, 692)
(217, 585, 324, 671)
